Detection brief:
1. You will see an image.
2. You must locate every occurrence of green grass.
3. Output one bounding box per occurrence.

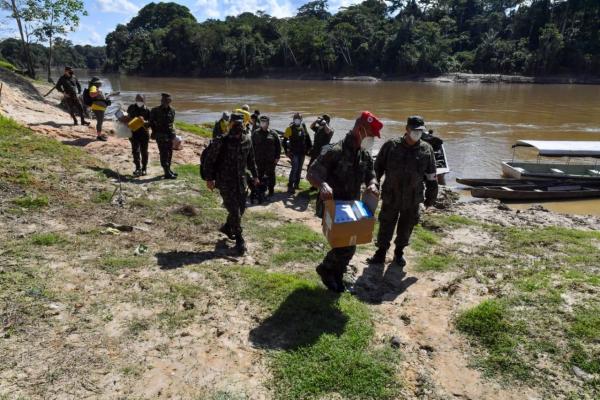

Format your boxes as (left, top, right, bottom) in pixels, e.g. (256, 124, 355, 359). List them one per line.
(0, 59, 17, 72)
(127, 317, 151, 336)
(416, 254, 457, 271)
(12, 195, 49, 209)
(175, 121, 212, 138)
(410, 225, 440, 252)
(456, 299, 529, 379)
(91, 190, 113, 204)
(30, 232, 67, 246)
(99, 255, 149, 274)
(225, 267, 401, 399)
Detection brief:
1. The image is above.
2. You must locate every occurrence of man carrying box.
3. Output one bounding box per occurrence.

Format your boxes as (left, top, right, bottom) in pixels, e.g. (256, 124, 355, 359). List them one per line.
(307, 111, 382, 293)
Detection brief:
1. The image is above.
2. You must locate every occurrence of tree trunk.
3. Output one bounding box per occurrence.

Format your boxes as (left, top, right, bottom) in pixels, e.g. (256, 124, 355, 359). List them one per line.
(10, 0, 36, 78)
(47, 34, 53, 82)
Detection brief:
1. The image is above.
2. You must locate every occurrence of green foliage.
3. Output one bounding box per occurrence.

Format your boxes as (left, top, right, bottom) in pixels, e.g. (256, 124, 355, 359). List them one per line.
(91, 190, 113, 204)
(0, 58, 17, 71)
(103, 1, 600, 77)
(30, 232, 67, 246)
(175, 121, 212, 138)
(99, 255, 148, 274)
(229, 267, 401, 399)
(12, 195, 48, 209)
(416, 254, 456, 271)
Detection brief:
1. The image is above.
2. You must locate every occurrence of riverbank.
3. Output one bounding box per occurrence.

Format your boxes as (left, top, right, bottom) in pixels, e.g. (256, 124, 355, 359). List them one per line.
(1, 67, 599, 399)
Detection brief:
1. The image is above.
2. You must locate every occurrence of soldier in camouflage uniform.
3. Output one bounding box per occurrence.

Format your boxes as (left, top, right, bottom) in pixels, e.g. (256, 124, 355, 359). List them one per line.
(369, 116, 439, 267)
(283, 112, 312, 194)
(308, 114, 334, 171)
(251, 115, 281, 198)
(307, 111, 383, 292)
(150, 93, 177, 179)
(202, 117, 259, 255)
(55, 66, 89, 126)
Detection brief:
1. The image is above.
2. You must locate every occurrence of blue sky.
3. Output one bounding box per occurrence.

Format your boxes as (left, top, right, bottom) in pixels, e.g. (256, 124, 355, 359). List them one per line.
(1, 0, 364, 46)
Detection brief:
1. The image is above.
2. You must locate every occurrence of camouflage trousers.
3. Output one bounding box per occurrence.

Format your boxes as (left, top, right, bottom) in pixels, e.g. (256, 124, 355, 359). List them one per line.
(221, 187, 247, 236)
(376, 200, 420, 254)
(320, 245, 356, 277)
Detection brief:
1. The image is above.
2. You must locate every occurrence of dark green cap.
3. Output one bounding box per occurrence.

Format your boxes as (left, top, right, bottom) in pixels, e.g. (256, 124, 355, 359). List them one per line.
(407, 115, 426, 130)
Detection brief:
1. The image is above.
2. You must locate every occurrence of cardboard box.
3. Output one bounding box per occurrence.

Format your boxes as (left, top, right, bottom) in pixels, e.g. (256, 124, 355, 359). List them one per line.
(322, 192, 379, 248)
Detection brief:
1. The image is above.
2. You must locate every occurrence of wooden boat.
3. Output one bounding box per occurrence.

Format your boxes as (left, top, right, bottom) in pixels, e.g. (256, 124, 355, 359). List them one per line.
(502, 140, 600, 181)
(456, 177, 600, 187)
(471, 182, 600, 201)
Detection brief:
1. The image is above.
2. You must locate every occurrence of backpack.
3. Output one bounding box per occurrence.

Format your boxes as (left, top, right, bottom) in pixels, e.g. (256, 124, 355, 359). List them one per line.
(200, 139, 222, 181)
(82, 88, 93, 106)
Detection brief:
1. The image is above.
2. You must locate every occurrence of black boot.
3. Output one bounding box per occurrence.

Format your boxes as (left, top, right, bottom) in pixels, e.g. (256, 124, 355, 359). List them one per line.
(219, 223, 235, 240)
(133, 162, 142, 177)
(393, 248, 407, 268)
(81, 119, 90, 126)
(368, 248, 387, 264)
(316, 264, 340, 292)
(235, 235, 247, 255)
(73, 118, 79, 126)
(141, 166, 147, 176)
(163, 167, 176, 179)
(169, 165, 178, 177)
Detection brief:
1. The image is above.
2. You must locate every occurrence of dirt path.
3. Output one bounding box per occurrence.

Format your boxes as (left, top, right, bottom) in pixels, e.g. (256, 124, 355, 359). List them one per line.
(3, 70, 598, 399)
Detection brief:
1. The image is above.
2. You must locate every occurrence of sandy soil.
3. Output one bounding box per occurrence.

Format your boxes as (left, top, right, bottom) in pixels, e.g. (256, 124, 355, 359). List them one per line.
(1, 69, 599, 400)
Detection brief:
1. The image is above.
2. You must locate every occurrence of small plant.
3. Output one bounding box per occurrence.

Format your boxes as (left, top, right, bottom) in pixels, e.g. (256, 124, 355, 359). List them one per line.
(30, 232, 67, 246)
(12, 195, 48, 209)
(91, 190, 113, 204)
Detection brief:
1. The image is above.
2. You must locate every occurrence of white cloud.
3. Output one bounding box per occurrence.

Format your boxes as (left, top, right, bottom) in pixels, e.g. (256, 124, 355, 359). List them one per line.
(194, 0, 295, 20)
(97, 0, 139, 15)
(329, 0, 364, 12)
(195, 0, 221, 19)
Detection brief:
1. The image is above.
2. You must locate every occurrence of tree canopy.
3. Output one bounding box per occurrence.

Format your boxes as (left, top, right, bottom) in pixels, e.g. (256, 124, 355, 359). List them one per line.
(26, 0, 600, 78)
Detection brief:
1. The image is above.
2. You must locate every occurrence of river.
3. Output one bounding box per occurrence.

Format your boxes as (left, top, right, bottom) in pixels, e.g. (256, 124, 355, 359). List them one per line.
(68, 71, 600, 215)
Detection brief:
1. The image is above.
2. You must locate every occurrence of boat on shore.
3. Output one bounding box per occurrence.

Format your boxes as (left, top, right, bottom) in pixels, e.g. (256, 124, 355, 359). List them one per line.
(502, 140, 600, 181)
(470, 181, 600, 201)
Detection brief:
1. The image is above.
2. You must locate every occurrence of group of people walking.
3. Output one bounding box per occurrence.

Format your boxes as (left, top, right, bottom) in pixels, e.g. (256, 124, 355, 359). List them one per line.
(56, 68, 439, 293)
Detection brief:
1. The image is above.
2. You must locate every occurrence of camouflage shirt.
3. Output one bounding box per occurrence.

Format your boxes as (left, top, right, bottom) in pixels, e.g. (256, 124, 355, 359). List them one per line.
(149, 106, 176, 142)
(375, 136, 437, 208)
(202, 133, 258, 193)
(310, 125, 334, 159)
(309, 132, 376, 216)
(251, 128, 281, 168)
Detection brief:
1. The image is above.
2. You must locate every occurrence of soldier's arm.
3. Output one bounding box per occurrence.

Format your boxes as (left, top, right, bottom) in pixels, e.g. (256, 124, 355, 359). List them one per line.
(374, 141, 391, 182)
(273, 132, 282, 159)
(424, 147, 439, 207)
(202, 139, 223, 181)
(247, 142, 258, 179)
(307, 145, 334, 191)
(364, 154, 378, 187)
(168, 110, 175, 136)
(55, 76, 65, 93)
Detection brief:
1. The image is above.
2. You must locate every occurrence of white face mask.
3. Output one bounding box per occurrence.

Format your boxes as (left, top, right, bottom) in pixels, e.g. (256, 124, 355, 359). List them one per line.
(260, 122, 268, 129)
(294, 119, 302, 126)
(136, 102, 144, 108)
(409, 130, 423, 142)
(361, 136, 375, 151)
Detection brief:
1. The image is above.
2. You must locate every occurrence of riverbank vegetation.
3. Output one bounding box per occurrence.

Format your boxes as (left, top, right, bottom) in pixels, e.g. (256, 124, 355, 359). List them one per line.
(104, 0, 599, 78)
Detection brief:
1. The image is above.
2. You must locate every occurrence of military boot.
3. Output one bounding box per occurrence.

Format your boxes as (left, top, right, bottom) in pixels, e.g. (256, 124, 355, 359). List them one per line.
(316, 264, 340, 292)
(235, 235, 247, 255)
(368, 248, 387, 264)
(81, 119, 90, 126)
(394, 248, 407, 268)
(219, 223, 235, 240)
(163, 167, 176, 179)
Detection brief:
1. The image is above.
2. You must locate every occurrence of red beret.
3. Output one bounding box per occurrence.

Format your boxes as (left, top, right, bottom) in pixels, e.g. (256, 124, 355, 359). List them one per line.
(360, 111, 383, 137)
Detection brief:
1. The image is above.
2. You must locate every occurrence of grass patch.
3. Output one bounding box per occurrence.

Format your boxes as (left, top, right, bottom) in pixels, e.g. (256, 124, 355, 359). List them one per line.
(456, 299, 528, 379)
(12, 195, 48, 209)
(30, 232, 67, 246)
(99, 255, 148, 274)
(91, 190, 113, 204)
(410, 225, 440, 252)
(127, 317, 151, 336)
(0, 58, 17, 71)
(175, 121, 212, 138)
(416, 254, 456, 271)
(226, 267, 401, 399)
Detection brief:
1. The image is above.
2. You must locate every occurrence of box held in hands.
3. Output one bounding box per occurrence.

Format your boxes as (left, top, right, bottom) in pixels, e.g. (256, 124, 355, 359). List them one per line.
(322, 192, 379, 248)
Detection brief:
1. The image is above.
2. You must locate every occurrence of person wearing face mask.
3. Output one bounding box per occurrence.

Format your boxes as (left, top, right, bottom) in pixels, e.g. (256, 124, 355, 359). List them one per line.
(55, 66, 89, 127)
(308, 114, 334, 171)
(368, 116, 438, 267)
(202, 115, 259, 255)
(283, 112, 312, 194)
(213, 112, 230, 139)
(150, 93, 177, 179)
(127, 94, 151, 177)
(251, 115, 281, 198)
(307, 111, 382, 292)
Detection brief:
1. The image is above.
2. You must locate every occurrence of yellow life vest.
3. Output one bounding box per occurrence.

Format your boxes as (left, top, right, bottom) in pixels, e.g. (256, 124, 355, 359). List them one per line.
(234, 109, 251, 125)
(89, 85, 107, 111)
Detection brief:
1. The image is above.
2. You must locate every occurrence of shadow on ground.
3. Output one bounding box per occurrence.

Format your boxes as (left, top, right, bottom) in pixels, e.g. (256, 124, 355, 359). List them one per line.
(352, 262, 418, 304)
(62, 137, 97, 147)
(156, 239, 239, 269)
(30, 121, 75, 129)
(91, 166, 164, 184)
(249, 287, 346, 350)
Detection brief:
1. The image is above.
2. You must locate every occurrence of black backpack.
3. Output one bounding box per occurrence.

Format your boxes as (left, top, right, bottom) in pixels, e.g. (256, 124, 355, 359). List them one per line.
(200, 139, 222, 181)
(82, 88, 93, 106)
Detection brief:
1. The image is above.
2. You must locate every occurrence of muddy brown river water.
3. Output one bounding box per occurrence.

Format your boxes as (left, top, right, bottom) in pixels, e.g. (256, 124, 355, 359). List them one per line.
(73, 71, 600, 215)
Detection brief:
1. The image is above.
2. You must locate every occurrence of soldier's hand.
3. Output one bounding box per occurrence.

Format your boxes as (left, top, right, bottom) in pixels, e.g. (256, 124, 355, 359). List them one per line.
(366, 183, 380, 197)
(207, 180, 216, 191)
(319, 182, 334, 201)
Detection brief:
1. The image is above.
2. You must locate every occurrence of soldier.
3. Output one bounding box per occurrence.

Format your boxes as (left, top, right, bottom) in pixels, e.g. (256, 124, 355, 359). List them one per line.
(150, 93, 177, 179)
(251, 115, 281, 198)
(307, 111, 382, 292)
(283, 112, 312, 194)
(127, 94, 151, 176)
(213, 112, 230, 139)
(308, 114, 334, 171)
(87, 77, 110, 141)
(203, 117, 259, 255)
(368, 116, 439, 267)
(55, 66, 89, 127)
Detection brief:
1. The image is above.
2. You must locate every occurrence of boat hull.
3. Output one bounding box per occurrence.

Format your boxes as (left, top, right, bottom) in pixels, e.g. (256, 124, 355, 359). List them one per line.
(471, 185, 600, 201)
(502, 161, 600, 180)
